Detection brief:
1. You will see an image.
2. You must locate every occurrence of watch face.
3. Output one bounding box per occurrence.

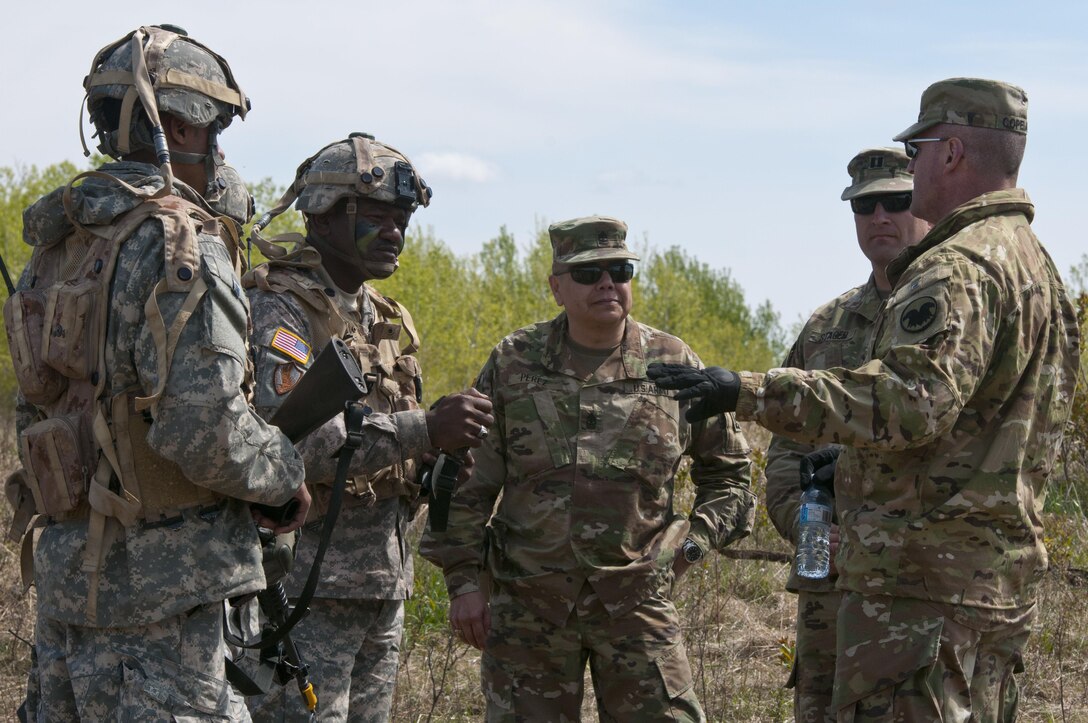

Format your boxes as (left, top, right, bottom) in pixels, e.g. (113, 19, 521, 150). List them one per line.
(683, 541, 702, 563)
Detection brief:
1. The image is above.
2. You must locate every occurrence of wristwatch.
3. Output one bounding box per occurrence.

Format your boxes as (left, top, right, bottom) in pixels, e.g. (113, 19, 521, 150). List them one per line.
(681, 538, 703, 563)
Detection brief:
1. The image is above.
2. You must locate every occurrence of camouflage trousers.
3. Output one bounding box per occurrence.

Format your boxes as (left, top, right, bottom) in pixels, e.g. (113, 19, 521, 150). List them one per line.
(249, 597, 403, 723)
(19, 640, 40, 722)
(34, 602, 250, 721)
(483, 579, 703, 722)
(786, 588, 841, 723)
(832, 592, 1034, 723)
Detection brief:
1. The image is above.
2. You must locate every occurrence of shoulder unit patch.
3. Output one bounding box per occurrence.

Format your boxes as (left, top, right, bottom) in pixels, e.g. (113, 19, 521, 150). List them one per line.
(900, 296, 938, 334)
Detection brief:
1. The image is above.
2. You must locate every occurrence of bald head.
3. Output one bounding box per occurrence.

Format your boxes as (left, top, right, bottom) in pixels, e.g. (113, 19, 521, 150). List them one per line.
(952, 124, 1026, 182)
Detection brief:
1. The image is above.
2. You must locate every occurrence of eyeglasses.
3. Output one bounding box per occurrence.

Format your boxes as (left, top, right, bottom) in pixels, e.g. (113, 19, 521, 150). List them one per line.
(850, 192, 913, 215)
(562, 262, 635, 285)
(903, 137, 946, 159)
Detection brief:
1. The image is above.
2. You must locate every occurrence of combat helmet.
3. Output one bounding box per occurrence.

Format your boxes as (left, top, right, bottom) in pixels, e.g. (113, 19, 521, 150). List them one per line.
(251, 133, 432, 252)
(294, 133, 431, 215)
(206, 163, 255, 227)
(82, 24, 249, 195)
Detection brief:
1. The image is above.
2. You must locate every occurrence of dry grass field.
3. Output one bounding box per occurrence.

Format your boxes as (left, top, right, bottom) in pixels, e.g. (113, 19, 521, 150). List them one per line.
(2, 423, 1086, 721)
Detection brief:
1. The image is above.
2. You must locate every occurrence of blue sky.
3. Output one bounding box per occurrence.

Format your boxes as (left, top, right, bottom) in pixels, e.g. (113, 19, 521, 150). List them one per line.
(2, 1, 1085, 331)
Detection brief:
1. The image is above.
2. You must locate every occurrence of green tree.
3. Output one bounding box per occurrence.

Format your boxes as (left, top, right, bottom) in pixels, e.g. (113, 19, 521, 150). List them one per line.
(638, 246, 782, 372)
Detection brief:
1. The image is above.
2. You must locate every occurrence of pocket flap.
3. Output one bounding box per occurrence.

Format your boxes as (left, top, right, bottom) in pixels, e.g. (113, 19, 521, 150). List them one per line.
(655, 642, 695, 700)
(832, 607, 942, 712)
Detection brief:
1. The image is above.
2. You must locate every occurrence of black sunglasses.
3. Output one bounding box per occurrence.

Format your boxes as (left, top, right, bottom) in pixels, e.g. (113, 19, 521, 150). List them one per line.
(563, 262, 635, 285)
(902, 137, 946, 159)
(850, 192, 912, 215)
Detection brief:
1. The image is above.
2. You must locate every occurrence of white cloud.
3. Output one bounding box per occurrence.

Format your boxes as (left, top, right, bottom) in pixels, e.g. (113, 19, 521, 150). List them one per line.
(415, 152, 498, 183)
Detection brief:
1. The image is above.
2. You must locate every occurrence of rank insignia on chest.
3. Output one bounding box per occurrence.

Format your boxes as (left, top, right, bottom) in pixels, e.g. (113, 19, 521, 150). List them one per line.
(270, 326, 312, 365)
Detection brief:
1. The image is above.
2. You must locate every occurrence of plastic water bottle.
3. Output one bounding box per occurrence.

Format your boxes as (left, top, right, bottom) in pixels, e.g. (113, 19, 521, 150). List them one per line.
(796, 484, 833, 579)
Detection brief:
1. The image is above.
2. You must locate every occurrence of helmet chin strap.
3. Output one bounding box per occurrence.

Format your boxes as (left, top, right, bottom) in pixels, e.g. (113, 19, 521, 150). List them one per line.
(200, 121, 225, 200)
(166, 120, 225, 202)
(309, 228, 364, 269)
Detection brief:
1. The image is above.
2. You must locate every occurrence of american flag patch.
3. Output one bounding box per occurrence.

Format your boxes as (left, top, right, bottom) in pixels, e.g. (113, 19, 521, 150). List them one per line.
(270, 327, 311, 365)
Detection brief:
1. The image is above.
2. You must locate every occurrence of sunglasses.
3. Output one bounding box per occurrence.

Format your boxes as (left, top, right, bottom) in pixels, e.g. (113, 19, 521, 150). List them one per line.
(850, 192, 912, 215)
(562, 262, 635, 285)
(903, 137, 946, 159)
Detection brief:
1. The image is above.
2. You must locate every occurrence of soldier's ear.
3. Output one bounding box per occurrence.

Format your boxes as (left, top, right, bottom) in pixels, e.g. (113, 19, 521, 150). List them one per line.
(945, 137, 966, 173)
(308, 211, 333, 238)
(162, 113, 208, 155)
(548, 275, 564, 307)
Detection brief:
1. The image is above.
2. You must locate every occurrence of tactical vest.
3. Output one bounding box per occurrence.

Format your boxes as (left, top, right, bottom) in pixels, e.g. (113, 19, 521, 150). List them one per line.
(244, 254, 424, 517)
(4, 172, 246, 608)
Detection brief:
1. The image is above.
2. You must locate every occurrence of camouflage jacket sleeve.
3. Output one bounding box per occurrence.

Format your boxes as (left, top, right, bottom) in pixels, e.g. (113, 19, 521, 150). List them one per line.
(762, 341, 813, 545)
(737, 256, 994, 450)
(136, 230, 304, 504)
(684, 352, 755, 555)
(418, 350, 503, 597)
(247, 285, 430, 484)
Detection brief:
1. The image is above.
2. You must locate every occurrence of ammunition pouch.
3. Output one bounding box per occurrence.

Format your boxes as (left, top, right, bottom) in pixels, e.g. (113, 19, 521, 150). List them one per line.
(4, 288, 67, 405)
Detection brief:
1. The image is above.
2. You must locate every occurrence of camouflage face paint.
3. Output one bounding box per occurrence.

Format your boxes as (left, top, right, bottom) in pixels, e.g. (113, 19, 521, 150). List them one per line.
(354, 218, 383, 255)
(353, 216, 402, 280)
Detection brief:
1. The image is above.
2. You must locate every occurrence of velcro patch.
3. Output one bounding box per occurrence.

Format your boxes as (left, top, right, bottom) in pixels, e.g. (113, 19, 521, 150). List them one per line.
(900, 296, 938, 334)
(372, 322, 402, 341)
(274, 363, 304, 396)
(270, 327, 311, 364)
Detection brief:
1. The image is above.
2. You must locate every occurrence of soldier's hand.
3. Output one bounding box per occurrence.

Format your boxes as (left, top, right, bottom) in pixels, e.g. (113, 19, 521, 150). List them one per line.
(455, 449, 475, 483)
(647, 363, 740, 422)
(426, 388, 495, 451)
(280, 483, 312, 532)
(449, 590, 490, 650)
(251, 483, 312, 534)
(421, 449, 475, 483)
(800, 447, 841, 492)
(671, 550, 692, 579)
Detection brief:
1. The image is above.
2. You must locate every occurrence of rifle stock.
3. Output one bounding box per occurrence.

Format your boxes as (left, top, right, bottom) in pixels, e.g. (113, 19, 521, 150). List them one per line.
(254, 337, 368, 524)
(269, 337, 368, 443)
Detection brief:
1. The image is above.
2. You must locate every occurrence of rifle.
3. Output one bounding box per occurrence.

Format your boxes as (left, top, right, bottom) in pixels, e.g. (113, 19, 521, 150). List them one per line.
(228, 337, 369, 717)
(251, 337, 368, 524)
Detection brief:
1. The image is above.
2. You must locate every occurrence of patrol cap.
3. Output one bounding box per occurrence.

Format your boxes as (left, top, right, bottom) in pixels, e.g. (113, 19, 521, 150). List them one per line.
(549, 215, 639, 267)
(840, 147, 913, 201)
(893, 77, 1028, 142)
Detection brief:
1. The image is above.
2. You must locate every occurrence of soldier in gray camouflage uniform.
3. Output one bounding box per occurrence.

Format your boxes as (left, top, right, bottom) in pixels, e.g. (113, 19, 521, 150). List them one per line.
(244, 134, 494, 722)
(765, 147, 929, 723)
(10, 25, 308, 720)
(651, 78, 1081, 722)
(421, 216, 755, 722)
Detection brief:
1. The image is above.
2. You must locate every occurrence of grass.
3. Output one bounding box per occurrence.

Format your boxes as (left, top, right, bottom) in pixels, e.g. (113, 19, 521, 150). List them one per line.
(2, 421, 1086, 721)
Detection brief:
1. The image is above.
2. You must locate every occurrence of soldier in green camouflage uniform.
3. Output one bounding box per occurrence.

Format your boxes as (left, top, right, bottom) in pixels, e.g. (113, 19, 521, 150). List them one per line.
(421, 216, 755, 722)
(765, 147, 929, 723)
(12, 26, 307, 720)
(650, 78, 1080, 722)
(244, 135, 494, 722)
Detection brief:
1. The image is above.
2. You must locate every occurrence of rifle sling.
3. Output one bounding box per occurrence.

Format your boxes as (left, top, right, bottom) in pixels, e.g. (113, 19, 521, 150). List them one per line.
(233, 401, 369, 652)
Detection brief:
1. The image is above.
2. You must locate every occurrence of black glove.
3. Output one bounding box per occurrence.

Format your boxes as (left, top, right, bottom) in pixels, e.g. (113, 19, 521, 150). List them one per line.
(799, 447, 841, 493)
(647, 363, 740, 423)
